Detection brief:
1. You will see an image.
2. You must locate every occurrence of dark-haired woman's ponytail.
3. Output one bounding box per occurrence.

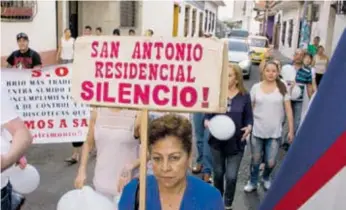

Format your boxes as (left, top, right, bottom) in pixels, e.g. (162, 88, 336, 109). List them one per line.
(276, 78, 287, 96)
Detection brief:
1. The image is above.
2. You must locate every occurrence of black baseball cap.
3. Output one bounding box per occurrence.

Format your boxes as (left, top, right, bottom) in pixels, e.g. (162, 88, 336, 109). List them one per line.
(16, 32, 29, 41)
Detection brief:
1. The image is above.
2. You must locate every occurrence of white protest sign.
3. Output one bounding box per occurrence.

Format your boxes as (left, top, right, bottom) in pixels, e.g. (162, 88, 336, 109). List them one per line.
(71, 36, 228, 112)
(1, 64, 90, 144)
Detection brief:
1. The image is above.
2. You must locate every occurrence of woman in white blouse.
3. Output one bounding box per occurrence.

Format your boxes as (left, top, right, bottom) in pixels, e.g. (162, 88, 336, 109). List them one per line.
(56, 28, 75, 64)
(312, 46, 329, 87)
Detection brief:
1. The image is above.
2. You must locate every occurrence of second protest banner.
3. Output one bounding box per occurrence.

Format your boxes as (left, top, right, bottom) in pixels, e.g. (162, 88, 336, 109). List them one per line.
(71, 36, 228, 112)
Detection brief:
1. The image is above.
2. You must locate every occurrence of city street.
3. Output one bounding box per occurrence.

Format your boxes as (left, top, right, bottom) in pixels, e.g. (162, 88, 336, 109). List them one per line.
(22, 63, 286, 210)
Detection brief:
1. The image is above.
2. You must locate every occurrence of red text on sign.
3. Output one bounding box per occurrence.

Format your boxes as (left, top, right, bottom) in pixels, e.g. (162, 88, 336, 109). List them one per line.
(24, 118, 88, 130)
(80, 81, 205, 108)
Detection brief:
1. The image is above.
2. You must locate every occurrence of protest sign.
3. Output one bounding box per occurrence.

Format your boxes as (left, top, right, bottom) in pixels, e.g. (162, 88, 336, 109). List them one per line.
(71, 36, 228, 210)
(71, 36, 228, 112)
(1, 65, 90, 144)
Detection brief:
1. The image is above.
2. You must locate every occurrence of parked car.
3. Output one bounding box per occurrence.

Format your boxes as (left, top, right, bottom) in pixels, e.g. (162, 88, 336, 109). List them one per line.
(228, 29, 249, 40)
(228, 38, 252, 79)
(248, 35, 270, 64)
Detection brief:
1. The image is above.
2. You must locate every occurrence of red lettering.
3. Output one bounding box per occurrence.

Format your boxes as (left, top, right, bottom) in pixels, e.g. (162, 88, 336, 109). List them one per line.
(165, 43, 174, 60)
(134, 84, 150, 105)
(96, 82, 102, 102)
(175, 43, 186, 61)
(110, 42, 120, 58)
(114, 62, 122, 79)
(186, 65, 196, 83)
(102, 82, 115, 103)
(95, 61, 104, 78)
(100, 42, 108, 58)
(91, 41, 99, 57)
(31, 70, 42, 78)
(138, 63, 146, 80)
(180, 87, 197, 107)
(118, 83, 131, 104)
(175, 65, 185, 82)
(59, 119, 67, 128)
(143, 42, 153, 59)
(132, 42, 141, 59)
(152, 85, 170, 105)
(186, 44, 192, 62)
(81, 81, 94, 101)
(105, 62, 113, 79)
(154, 42, 164, 60)
(73, 118, 89, 128)
(193, 44, 203, 61)
(24, 119, 54, 129)
(55, 66, 69, 77)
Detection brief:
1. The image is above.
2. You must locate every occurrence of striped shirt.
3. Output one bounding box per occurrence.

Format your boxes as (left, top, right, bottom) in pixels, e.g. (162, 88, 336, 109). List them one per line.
(294, 67, 312, 101)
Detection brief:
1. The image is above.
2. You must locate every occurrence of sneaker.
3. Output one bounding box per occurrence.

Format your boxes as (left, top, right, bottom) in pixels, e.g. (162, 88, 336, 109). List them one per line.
(262, 179, 271, 191)
(244, 181, 257, 192)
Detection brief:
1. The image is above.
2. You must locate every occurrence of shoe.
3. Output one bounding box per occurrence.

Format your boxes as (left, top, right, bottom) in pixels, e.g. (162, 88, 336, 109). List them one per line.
(64, 157, 78, 165)
(192, 164, 202, 174)
(225, 206, 232, 210)
(244, 181, 257, 192)
(262, 179, 271, 191)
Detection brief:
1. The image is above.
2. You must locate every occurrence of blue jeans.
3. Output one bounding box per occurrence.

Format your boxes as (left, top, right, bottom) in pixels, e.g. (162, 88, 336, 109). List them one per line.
(250, 136, 280, 185)
(282, 100, 303, 145)
(210, 147, 243, 207)
(193, 113, 212, 174)
(1, 183, 25, 210)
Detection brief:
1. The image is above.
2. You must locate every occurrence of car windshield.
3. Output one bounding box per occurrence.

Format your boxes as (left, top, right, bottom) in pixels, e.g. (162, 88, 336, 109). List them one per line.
(249, 38, 269, 48)
(228, 41, 248, 52)
(229, 30, 249, 38)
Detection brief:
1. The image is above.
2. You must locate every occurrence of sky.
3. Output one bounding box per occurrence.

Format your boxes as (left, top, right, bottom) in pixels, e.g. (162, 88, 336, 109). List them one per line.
(218, 0, 234, 21)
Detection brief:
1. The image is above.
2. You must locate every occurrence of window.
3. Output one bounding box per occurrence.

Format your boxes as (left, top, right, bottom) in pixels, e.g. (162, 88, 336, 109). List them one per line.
(288, 19, 293, 48)
(184, 6, 190, 37)
(199, 12, 203, 35)
(211, 13, 215, 32)
(1, 0, 37, 22)
(191, 9, 197, 36)
(281, 21, 287, 46)
(120, 1, 137, 27)
(228, 41, 248, 52)
(208, 11, 212, 32)
(204, 10, 208, 31)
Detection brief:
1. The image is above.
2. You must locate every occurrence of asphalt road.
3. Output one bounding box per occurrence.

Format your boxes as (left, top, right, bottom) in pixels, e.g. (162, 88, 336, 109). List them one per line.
(21, 63, 286, 210)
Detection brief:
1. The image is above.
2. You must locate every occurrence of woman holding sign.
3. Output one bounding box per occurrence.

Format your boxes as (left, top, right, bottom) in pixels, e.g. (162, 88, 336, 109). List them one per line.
(74, 108, 140, 200)
(119, 114, 224, 210)
(204, 64, 253, 209)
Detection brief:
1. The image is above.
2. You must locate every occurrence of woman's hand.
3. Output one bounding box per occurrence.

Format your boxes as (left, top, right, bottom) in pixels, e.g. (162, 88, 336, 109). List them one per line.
(17, 156, 27, 169)
(204, 120, 210, 128)
(117, 164, 133, 193)
(241, 125, 252, 141)
(288, 131, 294, 144)
(74, 171, 87, 189)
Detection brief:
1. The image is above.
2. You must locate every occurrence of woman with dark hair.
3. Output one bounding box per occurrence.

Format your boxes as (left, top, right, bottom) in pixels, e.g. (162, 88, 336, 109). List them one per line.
(204, 64, 253, 209)
(56, 28, 75, 64)
(244, 61, 294, 192)
(119, 114, 224, 210)
(113, 28, 120, 36)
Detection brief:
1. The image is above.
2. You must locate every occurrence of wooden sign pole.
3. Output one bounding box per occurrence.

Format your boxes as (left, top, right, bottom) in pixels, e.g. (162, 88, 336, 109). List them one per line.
(139, 109, 149, 210)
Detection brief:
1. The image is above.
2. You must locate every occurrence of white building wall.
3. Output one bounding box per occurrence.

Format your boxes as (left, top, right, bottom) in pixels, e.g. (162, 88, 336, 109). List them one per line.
(1, 1, 57, 56)
(141, 1, 174, 37)
(331, 15, 346, 57)
(278, 7, 302, 58)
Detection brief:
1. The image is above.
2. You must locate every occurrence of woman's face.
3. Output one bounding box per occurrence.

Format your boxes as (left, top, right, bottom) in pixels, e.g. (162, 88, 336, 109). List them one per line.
(151, 136, 190, 189)
(228, 67, 237, 88)
(303, 56, 312, 66)
(65, 29, 71, 38)
(318, 47, 324, 55)
(263, 63, 279, 82)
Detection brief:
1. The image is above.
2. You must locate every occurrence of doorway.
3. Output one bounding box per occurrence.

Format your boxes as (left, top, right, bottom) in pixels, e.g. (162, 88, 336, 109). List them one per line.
(69, 1, 78, 38)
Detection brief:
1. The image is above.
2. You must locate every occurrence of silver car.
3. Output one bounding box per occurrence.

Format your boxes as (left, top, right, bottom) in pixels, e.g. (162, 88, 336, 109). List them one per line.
(227, 38, 252, 79)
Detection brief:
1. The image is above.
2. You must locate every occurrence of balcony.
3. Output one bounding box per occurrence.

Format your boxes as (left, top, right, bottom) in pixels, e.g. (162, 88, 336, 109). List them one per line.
(1, 0, 37, 22)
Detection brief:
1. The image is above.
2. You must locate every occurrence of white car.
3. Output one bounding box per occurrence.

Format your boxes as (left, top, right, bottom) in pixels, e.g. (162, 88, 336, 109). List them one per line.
(228, 38, 252, 79)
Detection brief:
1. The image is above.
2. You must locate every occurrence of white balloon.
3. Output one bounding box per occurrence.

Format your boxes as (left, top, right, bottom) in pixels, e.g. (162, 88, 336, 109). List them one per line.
(291, 85, 302, 100)
(9, 164, 40, 194)
(281, 65, 296, 81)
(208, 115, 236, 140)
(57, 186, 114, 210)
(57, 189, 84, 210)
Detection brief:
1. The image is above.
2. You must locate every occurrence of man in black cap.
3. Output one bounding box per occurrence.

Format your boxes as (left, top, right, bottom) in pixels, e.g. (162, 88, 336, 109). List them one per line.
(6, 33, 42, 69)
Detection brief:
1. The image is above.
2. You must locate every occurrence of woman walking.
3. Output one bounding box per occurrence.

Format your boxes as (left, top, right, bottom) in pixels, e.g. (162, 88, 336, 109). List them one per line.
(312, 46, 329, 87)
(56, 28, 75, 64)
(244, 61, 294, 192)
(74, 108, 140, 201)
(204, 64, 253, 209)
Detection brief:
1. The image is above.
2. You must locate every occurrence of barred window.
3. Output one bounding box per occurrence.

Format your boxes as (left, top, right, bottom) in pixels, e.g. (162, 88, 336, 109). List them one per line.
(1, 0, 37, 22)
(120, 1, 137, 27)
(191, 9, 197, 37)
(184, 6, 190, 37)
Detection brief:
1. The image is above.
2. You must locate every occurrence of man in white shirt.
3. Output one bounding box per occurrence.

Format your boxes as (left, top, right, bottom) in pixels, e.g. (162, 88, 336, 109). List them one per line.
(1, 86, 33, 210)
